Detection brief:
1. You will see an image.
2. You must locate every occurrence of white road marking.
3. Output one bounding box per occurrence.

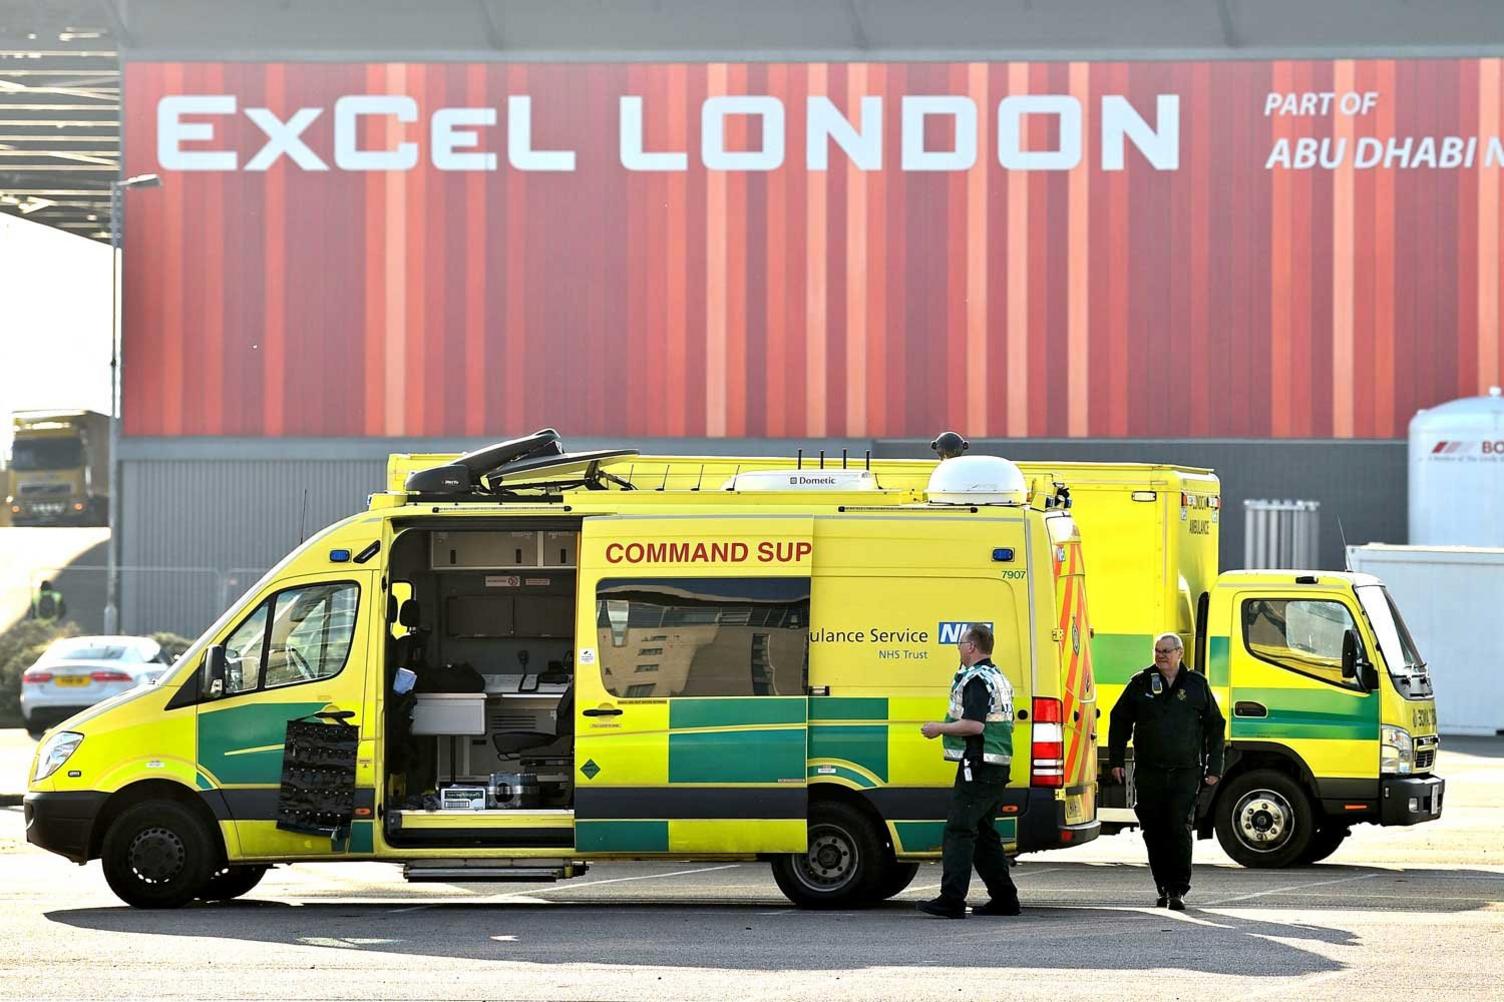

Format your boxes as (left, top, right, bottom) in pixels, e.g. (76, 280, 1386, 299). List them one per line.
(1201, 872, 1378, 906)
(539, 863, 741, 890)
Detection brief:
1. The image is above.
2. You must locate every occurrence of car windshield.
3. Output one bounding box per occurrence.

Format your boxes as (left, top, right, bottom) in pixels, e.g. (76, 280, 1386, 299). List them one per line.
(11, 438, 83, 471)
(1355, 585, 1432, 697)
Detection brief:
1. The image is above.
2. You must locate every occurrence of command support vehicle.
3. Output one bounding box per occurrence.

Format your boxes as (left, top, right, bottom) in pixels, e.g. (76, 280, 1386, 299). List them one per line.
(26, 431, 1099, 908)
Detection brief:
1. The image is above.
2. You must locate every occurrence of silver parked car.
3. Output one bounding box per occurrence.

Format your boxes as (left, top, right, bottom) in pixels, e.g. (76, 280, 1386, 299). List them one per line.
(20, 636, 175, 738)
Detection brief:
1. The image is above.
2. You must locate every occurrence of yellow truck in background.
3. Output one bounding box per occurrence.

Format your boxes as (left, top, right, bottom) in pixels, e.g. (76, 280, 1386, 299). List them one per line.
(6, 410, 110, 526)
(1018, 463, 1443, 867)
(26, 431, 1099, 909)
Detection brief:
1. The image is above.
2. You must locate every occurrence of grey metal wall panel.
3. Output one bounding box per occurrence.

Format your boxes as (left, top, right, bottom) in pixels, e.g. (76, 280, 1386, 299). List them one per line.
(119, 439, 1406, 635)
(120, 458, 384, 635)
(876, 438, 1407, 572)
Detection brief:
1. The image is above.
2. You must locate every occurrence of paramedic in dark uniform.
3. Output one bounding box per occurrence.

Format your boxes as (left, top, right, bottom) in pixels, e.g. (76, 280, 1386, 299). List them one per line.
(917, 623, 1020, 918)
(1108, 632, 1224, 910)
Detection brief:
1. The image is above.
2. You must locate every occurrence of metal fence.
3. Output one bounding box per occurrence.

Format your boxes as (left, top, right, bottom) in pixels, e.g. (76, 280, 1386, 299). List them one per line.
(7, 564, 266, 640)
(1243, 499, 1322, 570)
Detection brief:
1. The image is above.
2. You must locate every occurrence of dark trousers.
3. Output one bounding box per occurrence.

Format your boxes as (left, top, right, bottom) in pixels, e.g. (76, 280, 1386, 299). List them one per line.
(1133, 765, 1201, 896)
(939, 768, 1019, 907)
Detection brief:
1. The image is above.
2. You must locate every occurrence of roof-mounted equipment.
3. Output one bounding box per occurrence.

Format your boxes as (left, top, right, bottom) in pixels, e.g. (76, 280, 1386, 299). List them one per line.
(403, 429, 638, 501)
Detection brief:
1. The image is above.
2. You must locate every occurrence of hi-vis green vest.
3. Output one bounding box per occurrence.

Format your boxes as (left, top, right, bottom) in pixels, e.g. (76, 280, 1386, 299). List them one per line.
(33, 589, 62, 622)
(942, 660, 1015, 766)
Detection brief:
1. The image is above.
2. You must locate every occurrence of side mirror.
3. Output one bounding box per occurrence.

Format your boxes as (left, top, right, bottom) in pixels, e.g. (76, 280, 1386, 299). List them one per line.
(205, 645, 227, 698)
(1341, 631, 1358, 680)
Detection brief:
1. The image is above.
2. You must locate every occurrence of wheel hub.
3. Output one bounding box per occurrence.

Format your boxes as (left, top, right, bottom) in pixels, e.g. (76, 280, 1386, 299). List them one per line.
(798, 827, 856, 889)
(1236, 792, 1292, 850)
(128, 826, 186, 884)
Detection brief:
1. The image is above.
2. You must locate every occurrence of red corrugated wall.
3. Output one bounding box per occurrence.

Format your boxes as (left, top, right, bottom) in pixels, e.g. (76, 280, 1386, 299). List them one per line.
(121, 59, 1504, 439)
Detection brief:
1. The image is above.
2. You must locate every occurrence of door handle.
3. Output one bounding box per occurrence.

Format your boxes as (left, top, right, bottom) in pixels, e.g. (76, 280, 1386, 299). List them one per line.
(582, 707, 623, 717)
(315, 709, 355, 723)
(1233, 701, 1268, 718)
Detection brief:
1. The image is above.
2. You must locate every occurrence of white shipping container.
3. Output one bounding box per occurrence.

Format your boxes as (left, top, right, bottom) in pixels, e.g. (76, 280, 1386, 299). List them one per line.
(1347, 544, 1504, 736)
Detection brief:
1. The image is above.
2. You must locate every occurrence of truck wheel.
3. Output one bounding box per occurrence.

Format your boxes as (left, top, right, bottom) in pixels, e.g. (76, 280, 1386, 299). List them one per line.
(1297, 825, 1351, 865)
(771, 801, 885, 909)
(872, 860, 920, 901)
(101, 801, 215, 909)
(1214, 769, 1315, 869)
(198, 864, 270, 902)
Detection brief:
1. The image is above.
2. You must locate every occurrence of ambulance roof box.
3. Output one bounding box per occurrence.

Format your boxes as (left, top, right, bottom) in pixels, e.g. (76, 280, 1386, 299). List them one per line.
(926, 455, 1028, 505)
(721, 469, 880, 491)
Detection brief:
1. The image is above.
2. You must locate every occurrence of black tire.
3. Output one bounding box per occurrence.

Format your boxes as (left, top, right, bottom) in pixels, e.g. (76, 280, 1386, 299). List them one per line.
(872, 860, 920, 901)
(771, 801, 887, 909)
(198, 864, 270, 902)
(1297, 825, 1351, 865)
(101, 800, 216, 909)
(1213, 769, 1316, 869)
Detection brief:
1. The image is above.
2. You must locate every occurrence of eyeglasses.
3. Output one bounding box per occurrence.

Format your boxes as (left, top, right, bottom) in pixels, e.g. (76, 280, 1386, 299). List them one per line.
(1154, 647, 1180, 655)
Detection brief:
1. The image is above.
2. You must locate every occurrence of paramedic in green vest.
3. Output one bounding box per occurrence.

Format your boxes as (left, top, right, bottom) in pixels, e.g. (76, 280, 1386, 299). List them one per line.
(27, 580, 66, 623)
(917, 622, 1020, 919)
(1108, 631, 1224, 911)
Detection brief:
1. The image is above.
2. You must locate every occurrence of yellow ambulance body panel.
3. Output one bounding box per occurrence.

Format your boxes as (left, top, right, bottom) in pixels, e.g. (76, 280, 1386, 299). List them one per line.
(26, 436, 1098, 909)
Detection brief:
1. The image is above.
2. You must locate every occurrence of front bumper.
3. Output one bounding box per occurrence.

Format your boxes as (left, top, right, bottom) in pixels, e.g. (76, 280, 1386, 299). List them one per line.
(24, 791, 109, 863)
(1380, 775, 1445, 826)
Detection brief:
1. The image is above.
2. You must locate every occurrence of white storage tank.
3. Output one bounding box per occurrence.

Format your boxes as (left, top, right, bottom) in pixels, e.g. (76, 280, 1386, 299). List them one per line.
(1408, 386, 1504, 546)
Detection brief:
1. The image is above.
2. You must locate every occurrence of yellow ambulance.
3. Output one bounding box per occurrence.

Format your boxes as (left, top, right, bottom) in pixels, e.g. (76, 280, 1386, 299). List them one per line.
(25, 431, 1099, 909)
(1023, 463, 1443, 867)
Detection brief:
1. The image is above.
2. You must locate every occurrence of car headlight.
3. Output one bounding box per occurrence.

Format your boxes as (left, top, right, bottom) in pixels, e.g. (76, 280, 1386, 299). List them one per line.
(1381, 725, 1414, 776)
(33, 731, 84, 783)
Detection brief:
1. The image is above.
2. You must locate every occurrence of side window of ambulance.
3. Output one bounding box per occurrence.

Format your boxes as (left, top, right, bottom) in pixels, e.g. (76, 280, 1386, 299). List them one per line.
(220, 582, 360, 696)
(595, 577, 810, 698)
(1241, 597, 1362, 689)
(224, 603, 269, 695)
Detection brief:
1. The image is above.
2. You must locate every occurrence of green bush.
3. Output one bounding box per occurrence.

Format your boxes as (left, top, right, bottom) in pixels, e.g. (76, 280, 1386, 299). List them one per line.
(0, 620, 80, 726)
(151, 632, 194, 662)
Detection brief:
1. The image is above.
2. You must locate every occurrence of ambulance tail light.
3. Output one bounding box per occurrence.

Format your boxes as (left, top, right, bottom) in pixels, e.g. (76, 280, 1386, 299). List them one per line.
(1030, 697, 1065, 788)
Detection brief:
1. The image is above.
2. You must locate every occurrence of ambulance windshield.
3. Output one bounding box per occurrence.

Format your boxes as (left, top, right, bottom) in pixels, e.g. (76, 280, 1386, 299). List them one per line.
(1356, 585, 1432, 698)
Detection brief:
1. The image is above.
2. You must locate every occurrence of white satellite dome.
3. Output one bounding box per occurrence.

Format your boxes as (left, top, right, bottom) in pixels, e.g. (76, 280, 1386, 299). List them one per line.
(926, 455, 1028, 505)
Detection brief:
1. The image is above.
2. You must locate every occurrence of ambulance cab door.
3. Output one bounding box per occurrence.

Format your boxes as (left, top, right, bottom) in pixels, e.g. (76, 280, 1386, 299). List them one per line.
(195, 569, 378, 859)
(574, 515, 814, 855)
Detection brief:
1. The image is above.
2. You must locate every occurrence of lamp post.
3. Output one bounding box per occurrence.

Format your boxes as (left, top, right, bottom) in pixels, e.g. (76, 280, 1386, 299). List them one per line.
(103, 173, 161, 635)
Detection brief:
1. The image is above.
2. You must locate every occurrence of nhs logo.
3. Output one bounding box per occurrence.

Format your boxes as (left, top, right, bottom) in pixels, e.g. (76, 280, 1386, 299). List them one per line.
(938, 621, 993, 644)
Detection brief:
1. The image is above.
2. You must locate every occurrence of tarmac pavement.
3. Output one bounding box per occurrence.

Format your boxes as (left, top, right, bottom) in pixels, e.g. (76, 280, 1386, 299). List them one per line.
(2, 732, 1499, 1000)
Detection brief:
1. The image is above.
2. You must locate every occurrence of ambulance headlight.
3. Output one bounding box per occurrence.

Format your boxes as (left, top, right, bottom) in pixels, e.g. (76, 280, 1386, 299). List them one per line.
(33, 731, 84, 782)
(1380, 725, 1413, 776)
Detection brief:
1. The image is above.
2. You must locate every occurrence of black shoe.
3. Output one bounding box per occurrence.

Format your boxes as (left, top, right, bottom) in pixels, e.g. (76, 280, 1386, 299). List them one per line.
(1155, 895, 1168, 908)
(1167, 894, 1186, 911)
(917, 898, 967, 919)
(973, 898, 1022, 916)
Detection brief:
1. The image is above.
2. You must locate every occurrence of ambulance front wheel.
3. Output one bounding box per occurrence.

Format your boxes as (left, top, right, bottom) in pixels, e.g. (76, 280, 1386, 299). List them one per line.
(771, 801, 886, 909)
(1213, 769, 1316, 869)
(100, 800, 217, 909)
(198, 864, 270, 902)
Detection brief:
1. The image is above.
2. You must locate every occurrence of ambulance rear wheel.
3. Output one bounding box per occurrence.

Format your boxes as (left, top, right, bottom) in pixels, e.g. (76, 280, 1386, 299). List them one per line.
(771, 802, 885, 909)
(198, 864, 270, 902)
(101, 801, 216, 909)
(1214, 769, 1315, 869)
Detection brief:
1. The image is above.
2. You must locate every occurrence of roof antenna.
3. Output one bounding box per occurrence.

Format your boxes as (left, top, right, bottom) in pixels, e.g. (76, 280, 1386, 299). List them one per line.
(1337, 514, 1352, 572)
(693, 464, 705, 491)
(297, 488, 309, 545)
(796, 448, 803, 470)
